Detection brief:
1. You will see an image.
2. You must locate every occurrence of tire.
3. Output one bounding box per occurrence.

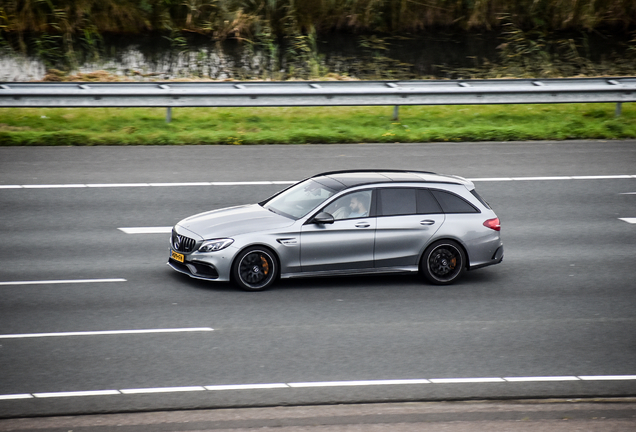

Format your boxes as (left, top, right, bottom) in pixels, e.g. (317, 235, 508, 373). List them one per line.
(421, 240, 466, 285)
(231, 247, 278, 291)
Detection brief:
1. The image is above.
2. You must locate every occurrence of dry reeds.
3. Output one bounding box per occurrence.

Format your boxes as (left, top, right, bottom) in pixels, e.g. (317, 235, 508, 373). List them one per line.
(1, 0, 635, 39)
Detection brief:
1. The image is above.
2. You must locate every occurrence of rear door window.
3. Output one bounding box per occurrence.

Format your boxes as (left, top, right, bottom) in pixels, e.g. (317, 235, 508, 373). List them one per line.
(378, 188, 416, 216)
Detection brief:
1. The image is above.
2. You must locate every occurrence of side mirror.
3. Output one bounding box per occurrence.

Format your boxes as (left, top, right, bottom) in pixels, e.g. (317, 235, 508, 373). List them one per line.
(312, 212, 334, 225)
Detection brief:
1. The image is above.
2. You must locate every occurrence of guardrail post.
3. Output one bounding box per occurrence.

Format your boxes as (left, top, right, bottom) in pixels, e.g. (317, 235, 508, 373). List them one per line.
(393, 105, 399, 121)
(615, 103, 622, 117)
(166, 107, 172, 123)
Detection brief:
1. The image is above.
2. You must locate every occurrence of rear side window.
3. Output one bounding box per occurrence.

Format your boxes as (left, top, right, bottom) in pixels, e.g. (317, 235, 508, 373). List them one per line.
(378, 188, 416, 216)
(431, 190, 479, 213)
(470, 189, 491, 209)
(417, 189, 443, 214)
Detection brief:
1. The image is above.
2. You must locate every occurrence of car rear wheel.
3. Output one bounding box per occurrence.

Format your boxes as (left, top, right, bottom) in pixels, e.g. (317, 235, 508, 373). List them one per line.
(232, 247, 278, 291)
(421, 240, 466, 285)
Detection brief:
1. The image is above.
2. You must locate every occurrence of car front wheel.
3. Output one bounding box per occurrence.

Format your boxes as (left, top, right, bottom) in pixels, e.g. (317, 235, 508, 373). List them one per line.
(231, 247, 278, 291)
(421, 240, 466, 285)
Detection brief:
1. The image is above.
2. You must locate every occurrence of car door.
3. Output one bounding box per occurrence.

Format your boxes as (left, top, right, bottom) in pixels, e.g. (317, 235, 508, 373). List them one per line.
(374, 188, 445, 268)
(300, 190, 376, 273)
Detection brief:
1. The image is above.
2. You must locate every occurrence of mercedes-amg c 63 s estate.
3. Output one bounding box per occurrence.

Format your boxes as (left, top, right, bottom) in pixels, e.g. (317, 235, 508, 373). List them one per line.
(168, 170, 503, 291)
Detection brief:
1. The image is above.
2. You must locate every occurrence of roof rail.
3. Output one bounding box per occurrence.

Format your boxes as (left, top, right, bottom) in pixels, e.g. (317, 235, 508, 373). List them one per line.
(313, 169, 437, 177)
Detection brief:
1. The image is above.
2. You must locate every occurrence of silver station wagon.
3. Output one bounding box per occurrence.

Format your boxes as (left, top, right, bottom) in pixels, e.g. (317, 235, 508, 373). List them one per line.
(169, 170, 503, 291)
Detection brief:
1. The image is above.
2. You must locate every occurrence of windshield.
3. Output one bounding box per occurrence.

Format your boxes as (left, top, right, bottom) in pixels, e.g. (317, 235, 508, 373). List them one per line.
(263, 179, 337, 219)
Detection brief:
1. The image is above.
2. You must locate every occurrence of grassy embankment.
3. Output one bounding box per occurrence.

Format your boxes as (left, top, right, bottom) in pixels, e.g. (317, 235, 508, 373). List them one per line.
(0, 103, 634, 145)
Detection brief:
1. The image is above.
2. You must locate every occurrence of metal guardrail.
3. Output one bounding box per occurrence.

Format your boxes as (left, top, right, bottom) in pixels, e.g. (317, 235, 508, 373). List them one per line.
(1, 77, 634, 121)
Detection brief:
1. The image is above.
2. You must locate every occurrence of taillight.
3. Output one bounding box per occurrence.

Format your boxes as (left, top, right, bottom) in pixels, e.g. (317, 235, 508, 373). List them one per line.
(483, 217, 501, 231)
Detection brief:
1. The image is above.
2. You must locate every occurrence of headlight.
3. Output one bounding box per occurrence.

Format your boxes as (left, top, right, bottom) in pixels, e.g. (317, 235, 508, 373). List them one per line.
(199, 239, 234, 252)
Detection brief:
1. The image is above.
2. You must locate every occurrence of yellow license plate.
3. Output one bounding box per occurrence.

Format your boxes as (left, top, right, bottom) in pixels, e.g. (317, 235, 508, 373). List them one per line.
(171, 250, 184, 263)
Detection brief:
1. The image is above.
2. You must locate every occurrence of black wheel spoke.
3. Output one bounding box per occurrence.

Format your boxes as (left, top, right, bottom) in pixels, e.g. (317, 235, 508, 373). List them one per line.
(423, 243, 464, 284)
(235, 250, 276, 290)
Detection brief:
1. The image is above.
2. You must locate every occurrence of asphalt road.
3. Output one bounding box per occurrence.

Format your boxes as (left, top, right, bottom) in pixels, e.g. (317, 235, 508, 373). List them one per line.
(0, 140, 635, 418)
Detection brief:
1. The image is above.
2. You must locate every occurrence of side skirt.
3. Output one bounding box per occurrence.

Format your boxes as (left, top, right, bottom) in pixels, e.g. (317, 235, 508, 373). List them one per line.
(281, 266, 419, 279)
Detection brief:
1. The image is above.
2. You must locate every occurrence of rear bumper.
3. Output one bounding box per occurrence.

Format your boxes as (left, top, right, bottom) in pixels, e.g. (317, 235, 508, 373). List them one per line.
(469, 245, 504, 271)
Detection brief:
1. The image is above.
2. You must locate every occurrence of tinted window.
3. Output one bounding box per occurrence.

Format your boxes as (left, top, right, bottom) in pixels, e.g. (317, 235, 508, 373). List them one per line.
(431, 190, 479, 213)
(417, 189, 443, 214)
(470, 189, 491, 209)
(379, 188, 416, 216)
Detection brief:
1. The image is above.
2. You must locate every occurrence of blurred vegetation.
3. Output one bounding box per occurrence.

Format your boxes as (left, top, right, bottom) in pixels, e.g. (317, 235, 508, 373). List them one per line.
(2, 0, 635, 38)
(0, 1, 635, 79)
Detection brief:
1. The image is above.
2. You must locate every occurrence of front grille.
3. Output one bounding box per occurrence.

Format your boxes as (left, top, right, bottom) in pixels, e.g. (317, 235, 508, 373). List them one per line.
(169, 258, 219, 280)
(172, 231, 197, 253)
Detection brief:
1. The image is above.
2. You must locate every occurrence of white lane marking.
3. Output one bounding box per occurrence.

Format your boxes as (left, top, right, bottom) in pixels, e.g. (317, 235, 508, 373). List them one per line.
(0, 328, 213, 339)
(148, 182, 212, 187)
(205, 383, 289, 391)
(22, 184, 87, 189)
(510, 176, 571, 181)
(429, 377, 505, 384)
(0, 278, 126, 286)
(4, 375, 636, 400)
(0, 181, 297, 189)
(87, 183, 151, 188)
(1, 176, 635, 189)
(571, 175, 634, 180)
(504, 376, 579, 382)
(0, 394, 33, 400)
(470, 175, 635, 182)
(619, 218, 636, 224)
(120, 386, 206, 394)
(118, 227, 172, 234)
(288, 379, 431, 388)
(33, 390, 120, 398)
(579, 375, 636, 380)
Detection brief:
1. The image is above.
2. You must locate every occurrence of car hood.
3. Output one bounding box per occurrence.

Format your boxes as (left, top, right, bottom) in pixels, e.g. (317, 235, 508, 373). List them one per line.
(176, 204, 295, 238)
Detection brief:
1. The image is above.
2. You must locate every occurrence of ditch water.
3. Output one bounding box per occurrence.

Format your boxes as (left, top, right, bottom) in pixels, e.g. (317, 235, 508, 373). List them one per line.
(0, 32, 628, 81)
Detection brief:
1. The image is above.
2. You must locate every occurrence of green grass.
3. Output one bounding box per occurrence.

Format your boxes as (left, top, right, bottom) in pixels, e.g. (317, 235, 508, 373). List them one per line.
(0, 104, 634, 146)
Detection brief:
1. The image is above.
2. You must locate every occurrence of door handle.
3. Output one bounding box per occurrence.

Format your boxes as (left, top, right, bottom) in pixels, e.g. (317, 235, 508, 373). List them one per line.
(355, 222, 371, 228)
(420, 219, 436, 226)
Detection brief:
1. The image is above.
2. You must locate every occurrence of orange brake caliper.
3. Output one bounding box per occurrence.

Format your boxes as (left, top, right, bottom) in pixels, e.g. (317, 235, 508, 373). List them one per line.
(260, 256, 269, 275)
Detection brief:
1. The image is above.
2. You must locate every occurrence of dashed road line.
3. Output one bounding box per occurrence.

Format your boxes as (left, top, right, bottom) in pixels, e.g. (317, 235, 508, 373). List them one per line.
(120, 386, 207, 395)
(118, 227, 172, 234)
(0, 181, 296, 189)
(33, 390, 121, 399)
(2, 375, 635, 401)
(1, 175, 636, 189)
(0, 394, 33, 400)
(205, 383, 290, 391)
(429, 377, 505, 384)
(0, 278, 126, 286)
(470, 175, 635, 182)
(579, 375, 636, 380)
(288, 379, 431, 388)
(503, 376, 580, 382)
(0, 328, 214, 339)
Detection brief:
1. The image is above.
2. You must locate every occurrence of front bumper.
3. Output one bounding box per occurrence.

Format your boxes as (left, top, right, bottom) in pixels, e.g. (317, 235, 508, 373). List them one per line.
(167, 245, 236, 282)
(168, 257, 220, 280)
